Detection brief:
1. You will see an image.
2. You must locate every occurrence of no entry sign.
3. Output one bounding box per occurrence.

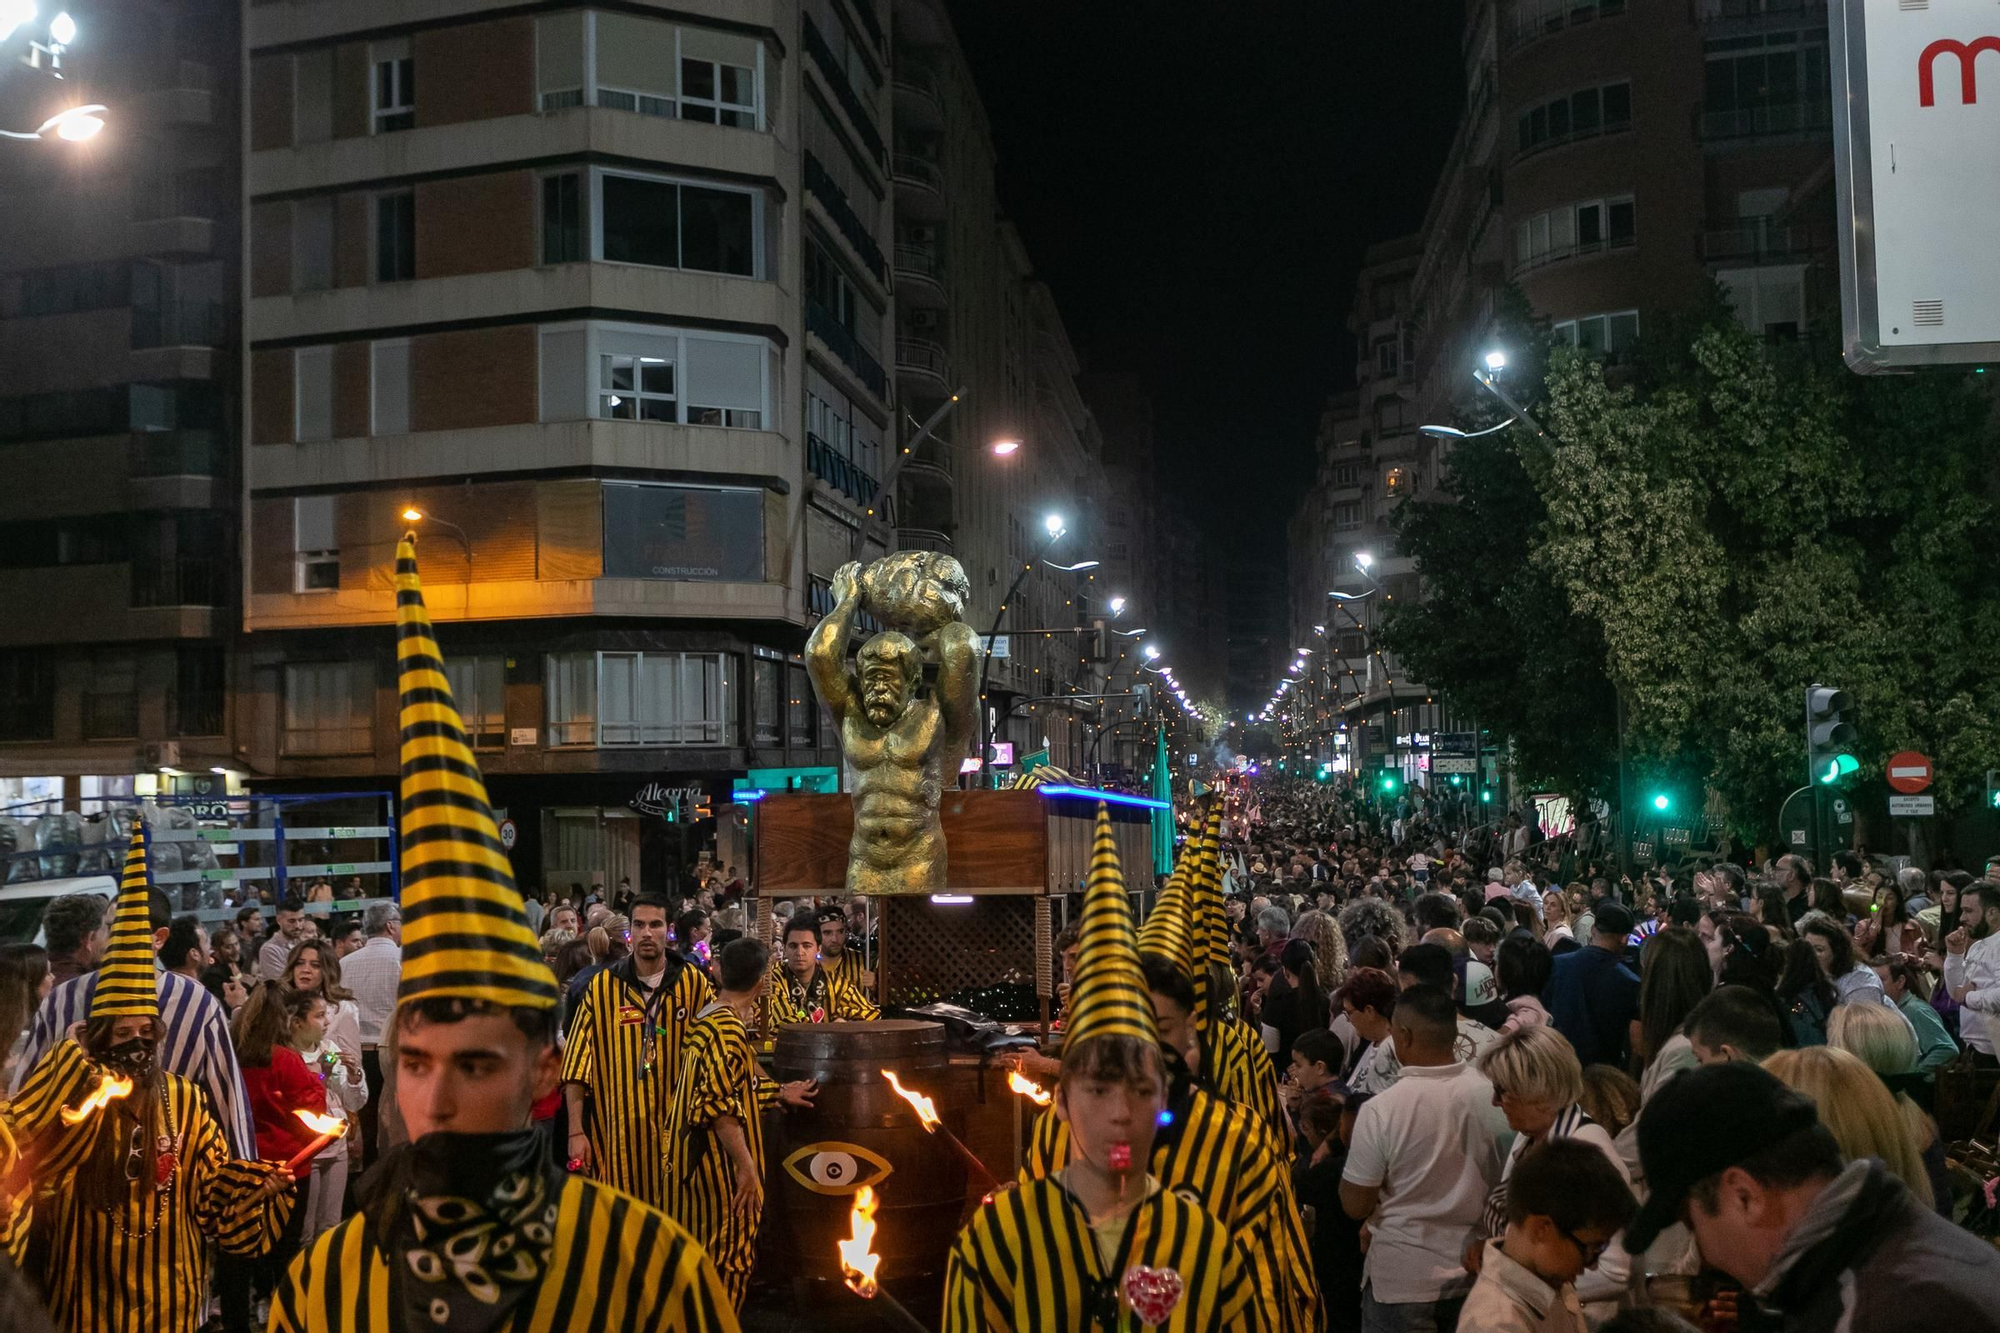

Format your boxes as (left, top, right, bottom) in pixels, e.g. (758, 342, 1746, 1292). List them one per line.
(1886, 751, 1933, 794)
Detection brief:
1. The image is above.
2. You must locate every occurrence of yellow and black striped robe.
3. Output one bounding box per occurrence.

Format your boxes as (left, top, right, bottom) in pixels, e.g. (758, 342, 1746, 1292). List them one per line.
(1204, 1019, 1283, 1152)
(270, 1172, 741, 1333)
(662, 1003, 779, 1311)
(5, 1041, 291, 1333)
(945, 1175, 1259, 1332)
(561, 957, 713, 1209)
(819, 946, 870, 997)
(756, 960, 877, 1036)
(1022, 1083, 1319, 1333)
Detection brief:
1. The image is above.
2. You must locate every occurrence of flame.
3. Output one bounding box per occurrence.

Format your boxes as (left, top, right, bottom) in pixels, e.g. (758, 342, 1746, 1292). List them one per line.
(293, 1108, 345, 1136)
(879, 1069, 940, 1132)
(1007, 1071, 1053, 1106)
(838, 1184, 883, 1298)
(59, 1072, 134, 1125)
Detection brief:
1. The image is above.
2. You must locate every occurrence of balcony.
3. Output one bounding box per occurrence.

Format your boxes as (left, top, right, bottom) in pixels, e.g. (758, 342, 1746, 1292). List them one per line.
(1698, 221, 1832, 263)
(1695, 0, 1825, 22)
(806, 297, 888, 401)
(892, 153, 946, 221)
(804, 152, 888, 282)
(896, 527, 953, 555)
(130, 429, 223, 478)
(895, 335, 952, 395)
(1698, 100, 1832, 143)
(894, 242, 947, 306)
(132, 558, 222, 609)
(1503, 0, 1625, 53)
(131, 300, 226, 350)
(893, 71, 944, 131)
(807, 431, 882, 507)
(1515, 233, 1637, 276)
(802, 13, 887, 165)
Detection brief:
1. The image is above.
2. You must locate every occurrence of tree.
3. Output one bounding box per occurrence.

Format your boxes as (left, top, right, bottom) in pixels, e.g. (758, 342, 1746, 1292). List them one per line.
(1531, 316, 2000, 841)
(1379, 291, 1621, 805)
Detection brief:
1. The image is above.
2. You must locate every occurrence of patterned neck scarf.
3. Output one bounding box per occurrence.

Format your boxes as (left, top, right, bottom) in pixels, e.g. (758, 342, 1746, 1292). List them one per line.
(362, 1127, 563, 1333)
(784, 965, 830, 1021)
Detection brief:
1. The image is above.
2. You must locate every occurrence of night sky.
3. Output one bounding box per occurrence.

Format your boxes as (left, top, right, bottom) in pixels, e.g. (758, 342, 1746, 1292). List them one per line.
(947, 1, 1465, 548)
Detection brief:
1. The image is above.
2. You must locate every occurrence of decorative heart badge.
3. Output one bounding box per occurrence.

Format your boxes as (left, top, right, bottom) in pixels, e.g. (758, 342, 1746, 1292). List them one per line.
(1122, 1264, 1184, 1326)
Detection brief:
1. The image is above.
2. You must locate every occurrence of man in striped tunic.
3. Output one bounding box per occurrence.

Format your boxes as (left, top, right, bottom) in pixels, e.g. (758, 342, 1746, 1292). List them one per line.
(561, 894, 713, 1210)
(757, 916, 878, 1035)
(2, 829, 294, 1333)
(663, 938, 816, 1309)
(270, 535, 738, 1333)
(945, 807, 1257, 1332)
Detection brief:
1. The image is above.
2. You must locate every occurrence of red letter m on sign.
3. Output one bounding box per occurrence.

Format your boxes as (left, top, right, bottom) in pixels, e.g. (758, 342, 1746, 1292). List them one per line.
(1920, 36, 2000, 106)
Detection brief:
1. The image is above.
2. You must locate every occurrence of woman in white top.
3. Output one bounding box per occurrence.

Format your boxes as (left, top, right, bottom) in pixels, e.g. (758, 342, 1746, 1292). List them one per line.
(1540, 890, 1575, 951)
(282, 938, 368, 1241)
(1470, 1025, 1634, 1317)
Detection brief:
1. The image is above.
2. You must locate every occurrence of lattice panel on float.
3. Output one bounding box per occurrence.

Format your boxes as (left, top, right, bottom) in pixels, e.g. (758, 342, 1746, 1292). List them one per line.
(879, 894, 1043, 1020)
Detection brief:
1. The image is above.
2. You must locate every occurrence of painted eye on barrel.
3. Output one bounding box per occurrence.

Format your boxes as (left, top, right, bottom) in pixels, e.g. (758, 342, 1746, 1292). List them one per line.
(781, 1141, 895, 1196)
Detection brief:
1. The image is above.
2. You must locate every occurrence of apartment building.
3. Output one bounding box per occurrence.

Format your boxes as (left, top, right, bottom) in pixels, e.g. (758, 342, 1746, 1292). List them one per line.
(1283, 0, 1838, 777)
(240, 0, 893, 890)
(0, 3, 240, 812)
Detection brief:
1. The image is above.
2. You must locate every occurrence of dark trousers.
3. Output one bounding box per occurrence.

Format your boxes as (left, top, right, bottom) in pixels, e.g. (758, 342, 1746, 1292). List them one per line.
(359, 1047, 384, 1167)
(217, 1179, 309, 1333)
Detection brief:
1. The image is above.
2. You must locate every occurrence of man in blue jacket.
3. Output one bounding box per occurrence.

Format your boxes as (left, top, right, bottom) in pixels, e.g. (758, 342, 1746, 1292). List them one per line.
(1541, 899, 1640, 1067)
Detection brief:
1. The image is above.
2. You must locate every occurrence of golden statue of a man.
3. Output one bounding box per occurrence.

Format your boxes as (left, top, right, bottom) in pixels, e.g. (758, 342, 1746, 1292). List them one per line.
(806, 553, 979, 894)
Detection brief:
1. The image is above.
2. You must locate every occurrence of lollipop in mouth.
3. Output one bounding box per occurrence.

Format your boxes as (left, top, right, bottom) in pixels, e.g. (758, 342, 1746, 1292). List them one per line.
(1107, 1142, 1132, 1172)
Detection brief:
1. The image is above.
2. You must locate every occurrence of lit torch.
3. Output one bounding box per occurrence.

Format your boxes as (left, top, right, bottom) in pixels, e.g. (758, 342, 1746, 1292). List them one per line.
(880, 1069, 1000, 1191)
(1006, 1071, 1053, 1106)
(281, 1109, 347, 1174)
(836, 1185, 929, 1333)
(59, 1071, 135, 1125)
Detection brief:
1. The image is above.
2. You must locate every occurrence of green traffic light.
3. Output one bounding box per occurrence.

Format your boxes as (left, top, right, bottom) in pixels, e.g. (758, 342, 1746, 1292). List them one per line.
(1449, 774, 1463, 786)
(1816, 753, 1861, 785)
(1480, 789, 1492, 803)
(1651, 793, 1670, 813)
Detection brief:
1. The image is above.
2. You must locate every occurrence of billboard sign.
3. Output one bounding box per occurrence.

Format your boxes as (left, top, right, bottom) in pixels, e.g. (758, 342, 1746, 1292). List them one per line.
(1833, 0, 2000, 370)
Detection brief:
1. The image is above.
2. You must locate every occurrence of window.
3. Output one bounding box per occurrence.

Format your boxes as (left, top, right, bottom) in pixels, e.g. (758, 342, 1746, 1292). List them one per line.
(1517, 80, 1631, 156)
(535, 12, 585, 110)
(542, 173, 582, 265)
(1375, 339, 1400, 377)
(0, 652, 54, 742)
(295, 347, 333, 443)
(171, 646, 225, 737)
(294, 49, 333, 144)
(376, 191, 415, 283)
(594, 11, 677, 116)
(805, 235, 881, 355)
(1330, 462, 1360, 488)
(601, 483, 764, 581)
(1719, 266, 1805, 339)
(1515, 196, 1635, 270)
(807, 370, 884, 476)
(1332, 502, 1363, 533)
(445, 655, 506, 748)
(543, 323, 774, 430)
(293, 197, 334, 293)
(294, 495, 338, 591)
(372, 39, 414, 133)
(600, 353, 677, 421)
(1385, 466, 1407, 496)
(1509, 0, 1625, 45)
(787, 663, 814, 747)
(1551, 310, 1641, 356)
(10, 260, 130, 318)
(753, 657, 782, 746)
(371, 340, 410, 435)
(545, 651, 737, 747)
(597, 173, 758, 277)
(681, 56, 756, 127)
(284, 662, 374, 754)
(82, 656, 138, 740)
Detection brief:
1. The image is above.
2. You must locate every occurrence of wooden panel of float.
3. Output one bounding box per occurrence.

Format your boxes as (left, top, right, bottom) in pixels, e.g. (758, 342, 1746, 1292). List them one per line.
(750, 790, 1048, 895)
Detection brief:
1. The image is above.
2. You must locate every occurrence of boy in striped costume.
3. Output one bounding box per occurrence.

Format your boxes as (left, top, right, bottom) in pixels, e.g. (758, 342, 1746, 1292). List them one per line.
(269, 534, 738, 1333)
(662, 938, 817, 1309)
(945, 807, 1257, 1332)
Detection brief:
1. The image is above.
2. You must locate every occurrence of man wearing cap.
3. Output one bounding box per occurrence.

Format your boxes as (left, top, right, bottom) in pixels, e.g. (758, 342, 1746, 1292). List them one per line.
(1539, 900, 1641, 1068)
(3, 830, 295, 1333)
(269, 536, 736, 1333)
(945, 809, 1257, 1332)
(1625, 1061, 2000, 1332)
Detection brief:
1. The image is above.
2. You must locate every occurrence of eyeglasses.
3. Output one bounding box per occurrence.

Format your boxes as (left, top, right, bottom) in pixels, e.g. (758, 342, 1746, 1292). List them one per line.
(1559, 1224, 1610, 1266)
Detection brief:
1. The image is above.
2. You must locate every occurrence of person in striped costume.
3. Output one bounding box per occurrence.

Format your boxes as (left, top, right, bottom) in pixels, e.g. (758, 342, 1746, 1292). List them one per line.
(757, 916, 878, 1035)
(944, 806, 1257, 1332)
(1183, 811, 1284, 1147)
(662, 938, 817, 1309)
(2, 828, 294, 1333)
(561, 894, 712, 1210)
(269, 534, 738, 1333)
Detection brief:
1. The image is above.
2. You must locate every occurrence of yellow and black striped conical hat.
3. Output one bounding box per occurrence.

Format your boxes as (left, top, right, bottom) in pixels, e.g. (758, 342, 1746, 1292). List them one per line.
(395, 534, 558, 1012)
(91, 826, 159, 1021)
(1136, 824, 1198, 981)
(1190, 801, 1227, 1028)
(1063, 805, 1157, 1051)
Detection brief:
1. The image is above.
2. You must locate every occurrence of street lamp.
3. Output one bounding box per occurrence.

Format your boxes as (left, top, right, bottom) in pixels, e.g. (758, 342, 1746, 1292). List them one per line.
(400, 507, 472, 567)
(1483, 350, 1508, 373)
(1044, 558, 1099, 573)
(978, 511, 1077, 776)
(1, 103, 106, 141)
(1354, 551, 1374, 570)
(991, 438, 1022, 456)
(1108, 596, 1126, 616)
(1111, 625, 1148, 637)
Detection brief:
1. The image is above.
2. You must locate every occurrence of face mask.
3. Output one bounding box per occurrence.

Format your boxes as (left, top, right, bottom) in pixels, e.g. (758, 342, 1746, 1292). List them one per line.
(101, 1038, 154, 1078)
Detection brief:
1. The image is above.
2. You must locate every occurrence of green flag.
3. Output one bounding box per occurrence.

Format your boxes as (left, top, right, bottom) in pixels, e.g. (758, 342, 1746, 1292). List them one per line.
(1150, 727, 1173, 876)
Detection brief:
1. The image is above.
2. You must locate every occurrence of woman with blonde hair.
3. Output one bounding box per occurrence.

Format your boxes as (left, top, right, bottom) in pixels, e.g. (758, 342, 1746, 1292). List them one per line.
(1290, 908, 1348, 990)
(1828, 1003, 1952, 1214)
(1541, 889, 1574, 949)
(1469, 1025, 1632, 1313)
(1762, 1045, 1934, 1210)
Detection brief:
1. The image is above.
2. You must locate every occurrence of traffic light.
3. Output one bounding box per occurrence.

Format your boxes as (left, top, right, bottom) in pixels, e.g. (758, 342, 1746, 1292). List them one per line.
(1480, 788, 1493, 803)
(1988, 769, 2000, 810)
(1449, 774, 1463, 787)
(1806, 685, 1860, 786)
(1088, 619, 1109, 662)
(691, 793, 713, 822)
(1651, 792, 1671, 813)
(1379, 772, 1400, 795)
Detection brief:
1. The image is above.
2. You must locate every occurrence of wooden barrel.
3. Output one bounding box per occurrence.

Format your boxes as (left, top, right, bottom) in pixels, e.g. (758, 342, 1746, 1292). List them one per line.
(762, 1019, 968, 1285)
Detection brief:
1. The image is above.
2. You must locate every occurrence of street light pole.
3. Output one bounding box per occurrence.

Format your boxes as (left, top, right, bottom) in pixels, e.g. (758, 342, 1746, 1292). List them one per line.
(978, 523, 1074, 782)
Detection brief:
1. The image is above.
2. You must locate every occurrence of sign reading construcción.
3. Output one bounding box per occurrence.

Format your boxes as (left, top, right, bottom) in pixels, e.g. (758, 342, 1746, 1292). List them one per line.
(602, 483, 764, 581)
(1832, 0, 2000, 370)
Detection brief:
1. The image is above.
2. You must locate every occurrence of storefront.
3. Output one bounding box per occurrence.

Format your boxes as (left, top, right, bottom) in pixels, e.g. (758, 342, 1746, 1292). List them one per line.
(488, 771, 744, 904)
